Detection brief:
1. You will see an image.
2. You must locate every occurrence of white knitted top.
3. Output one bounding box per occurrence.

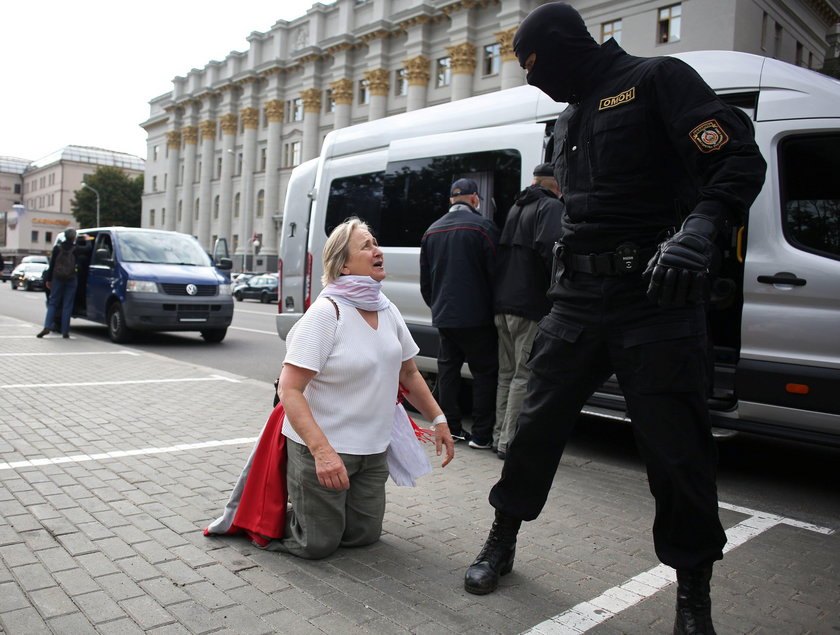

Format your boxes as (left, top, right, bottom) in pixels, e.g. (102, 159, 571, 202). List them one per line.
(282, 296, 420, 454)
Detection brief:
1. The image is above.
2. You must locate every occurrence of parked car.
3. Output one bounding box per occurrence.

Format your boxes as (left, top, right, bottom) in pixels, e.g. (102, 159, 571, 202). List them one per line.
(10, 263, 48, 291)
(231, 272, 256, 286)
(233, 273, 278, 303)
(21, 255, 49, 265)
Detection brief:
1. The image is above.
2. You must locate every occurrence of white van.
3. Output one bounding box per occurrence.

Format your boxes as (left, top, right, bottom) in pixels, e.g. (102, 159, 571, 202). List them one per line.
(276, 50, 840, 446)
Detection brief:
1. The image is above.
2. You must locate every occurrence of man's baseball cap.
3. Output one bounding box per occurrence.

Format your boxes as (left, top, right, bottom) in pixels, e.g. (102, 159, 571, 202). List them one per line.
(450, 177, 479, 197)
(533, 163, 554, 177)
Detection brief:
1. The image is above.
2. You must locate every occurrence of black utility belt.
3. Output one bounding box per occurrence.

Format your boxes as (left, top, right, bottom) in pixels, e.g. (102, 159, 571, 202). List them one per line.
(562, 243, 653, 276)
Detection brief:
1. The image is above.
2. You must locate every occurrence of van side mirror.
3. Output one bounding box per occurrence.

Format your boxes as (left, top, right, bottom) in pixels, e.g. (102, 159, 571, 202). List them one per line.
(95, 248, 114, 267)
(216, 257, 233, 270)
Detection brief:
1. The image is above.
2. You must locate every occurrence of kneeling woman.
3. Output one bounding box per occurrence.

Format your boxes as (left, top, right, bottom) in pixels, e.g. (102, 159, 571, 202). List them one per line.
(271, 217, 454, 558)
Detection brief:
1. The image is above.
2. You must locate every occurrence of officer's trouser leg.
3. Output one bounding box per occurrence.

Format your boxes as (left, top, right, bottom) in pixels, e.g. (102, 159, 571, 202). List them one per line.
(490, 319, 612, 520)
(612, 335, 726, 569)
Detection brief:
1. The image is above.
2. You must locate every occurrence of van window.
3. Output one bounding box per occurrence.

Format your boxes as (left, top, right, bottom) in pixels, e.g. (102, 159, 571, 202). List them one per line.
(380, 149, 521, 247)
(92, 234, 114, 266)
(116, 231, 212, 266)
(779, 134, 840, 260)
(324, 171, 385, 236)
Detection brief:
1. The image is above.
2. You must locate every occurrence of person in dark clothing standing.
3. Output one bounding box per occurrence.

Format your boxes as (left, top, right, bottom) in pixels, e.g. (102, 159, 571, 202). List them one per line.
(420, 178, 500, 449)
(492, 163, 563, 460)
(37, 228, 90, 339)
(463, 4, 766, 634)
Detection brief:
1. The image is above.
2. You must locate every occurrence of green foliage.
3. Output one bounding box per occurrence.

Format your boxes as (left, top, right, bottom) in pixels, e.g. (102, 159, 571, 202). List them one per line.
(70, 166, 144, 228)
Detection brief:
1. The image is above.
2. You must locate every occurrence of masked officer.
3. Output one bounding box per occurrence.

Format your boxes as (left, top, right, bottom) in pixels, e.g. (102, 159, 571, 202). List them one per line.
(463, 4, 767, 634)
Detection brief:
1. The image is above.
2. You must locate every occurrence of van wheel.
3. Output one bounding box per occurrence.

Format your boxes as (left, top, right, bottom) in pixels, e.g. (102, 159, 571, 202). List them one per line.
(107, 303, 133, 343)
(260, 292, 269, 304)
(234, 291, 243, 301)
(201, 328, 227, 343)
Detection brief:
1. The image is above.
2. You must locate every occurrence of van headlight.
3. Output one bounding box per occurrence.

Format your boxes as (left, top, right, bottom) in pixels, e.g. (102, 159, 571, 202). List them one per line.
(218, 283, 232, 295)
(127, 280, 159, 293)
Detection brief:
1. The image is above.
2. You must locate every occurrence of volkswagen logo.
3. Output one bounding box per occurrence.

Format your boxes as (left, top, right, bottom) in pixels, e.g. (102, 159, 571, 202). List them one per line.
(186, 284, 198, 296)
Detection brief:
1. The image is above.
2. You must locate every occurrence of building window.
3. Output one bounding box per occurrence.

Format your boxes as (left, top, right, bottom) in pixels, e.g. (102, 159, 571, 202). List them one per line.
(260, 147, 267, 171)
(234, 193, 241, 218)
(325, 89, 336, 113)
(31, 230, 39, 242)
(232, 234, 239, 253)
(196, 161, 201, 182)
(796, 42, 804, 66)
(217, 157, 223, 178)
(256, 190, 265, 218)
(194, 198, 200, 220)
(150, 209, 156, 226)
(177, 200, 183, 222)
(287, 98, 303, 122)
(483, 44, 500, 76)
(14, 183, 20, 194)
(359, 79, 371, 105)
(436, 57, 451, 88)
(602, 19, 622, 45)
(180, 165, 184, 185)
(760, 12, 769, 52)
(237, 153, 243, 175)
(164, 174, 167, 189)
(162, 208, 166, 225)
(213, 195, 220, 219)
(284, 141, 301, 167)
(153, 145, 159, 161)
(45, 231, 53, 243)
(395, 68, 408, 96)
(658, 4, 681, 43)
(774, 23, 783, 58)
(152, 175, 157, 191)
(49, 173, 55, 186)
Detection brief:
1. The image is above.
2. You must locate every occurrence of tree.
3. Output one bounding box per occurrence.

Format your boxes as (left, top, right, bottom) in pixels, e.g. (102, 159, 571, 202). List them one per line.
(71, 166, 144, 228)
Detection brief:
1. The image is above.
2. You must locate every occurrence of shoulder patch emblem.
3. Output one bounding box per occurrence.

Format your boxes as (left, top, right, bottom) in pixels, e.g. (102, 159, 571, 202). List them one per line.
(689, 119, 730, 153)
(598, 87, 636, 111)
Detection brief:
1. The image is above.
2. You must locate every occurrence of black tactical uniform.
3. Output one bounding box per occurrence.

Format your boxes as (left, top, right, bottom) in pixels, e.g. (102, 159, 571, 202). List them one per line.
(466, 4, 766, 632)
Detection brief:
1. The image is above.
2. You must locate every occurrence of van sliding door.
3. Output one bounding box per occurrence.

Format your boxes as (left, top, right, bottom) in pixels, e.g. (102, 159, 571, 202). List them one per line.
(738, 128, 840, 438)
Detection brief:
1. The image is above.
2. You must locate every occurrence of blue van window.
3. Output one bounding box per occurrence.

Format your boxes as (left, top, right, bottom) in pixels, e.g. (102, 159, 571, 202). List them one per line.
(116, 231, 211, 266)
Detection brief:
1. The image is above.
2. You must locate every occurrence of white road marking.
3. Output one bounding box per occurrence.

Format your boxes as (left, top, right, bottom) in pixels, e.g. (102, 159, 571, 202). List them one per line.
(234, 308, 277, 316)
(523, 504, 833, 634)
(230, 325, 278, 336)
(0, 351, 140, 357)
(0, 437, 257, 471)
(0, 375, 240, 389)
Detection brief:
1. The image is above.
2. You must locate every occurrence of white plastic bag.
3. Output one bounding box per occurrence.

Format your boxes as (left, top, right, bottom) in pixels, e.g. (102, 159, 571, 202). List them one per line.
(387, 403, 432, 486)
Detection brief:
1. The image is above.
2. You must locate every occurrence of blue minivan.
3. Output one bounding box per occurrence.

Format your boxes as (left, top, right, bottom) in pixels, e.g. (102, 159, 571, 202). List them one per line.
(60, 227, 234, 343)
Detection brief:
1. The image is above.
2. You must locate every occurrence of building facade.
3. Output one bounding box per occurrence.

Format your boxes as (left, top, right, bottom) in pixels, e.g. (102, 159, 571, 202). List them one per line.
(141, 0, 840, 272)
(0, 146, 144, 266)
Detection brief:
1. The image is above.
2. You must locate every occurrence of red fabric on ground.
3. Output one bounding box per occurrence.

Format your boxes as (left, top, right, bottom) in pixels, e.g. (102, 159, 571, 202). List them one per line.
(231, 403, 288, 539)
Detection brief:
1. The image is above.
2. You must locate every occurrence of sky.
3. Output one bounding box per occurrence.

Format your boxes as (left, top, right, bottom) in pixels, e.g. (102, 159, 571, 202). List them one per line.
(1, 0, 326, 163)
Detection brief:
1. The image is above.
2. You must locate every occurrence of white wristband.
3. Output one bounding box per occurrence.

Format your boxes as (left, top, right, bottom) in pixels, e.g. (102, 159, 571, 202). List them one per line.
(431, 414, 447, 426)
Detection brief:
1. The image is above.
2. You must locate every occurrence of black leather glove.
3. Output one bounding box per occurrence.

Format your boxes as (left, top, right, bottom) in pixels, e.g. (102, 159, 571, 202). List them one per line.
(644, 215, 719, 307)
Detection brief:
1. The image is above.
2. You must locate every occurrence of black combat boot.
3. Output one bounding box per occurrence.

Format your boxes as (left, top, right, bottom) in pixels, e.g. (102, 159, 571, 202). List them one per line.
(464, 510, 521, 595)
(673, 564, 716, 635)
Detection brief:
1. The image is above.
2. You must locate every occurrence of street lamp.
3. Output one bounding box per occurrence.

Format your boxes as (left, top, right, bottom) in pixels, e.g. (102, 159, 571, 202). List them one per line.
(81, 182, 100, 227)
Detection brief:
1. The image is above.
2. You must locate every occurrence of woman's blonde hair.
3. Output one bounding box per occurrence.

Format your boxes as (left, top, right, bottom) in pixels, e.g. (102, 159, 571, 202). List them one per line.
(321, 217, 372, 286)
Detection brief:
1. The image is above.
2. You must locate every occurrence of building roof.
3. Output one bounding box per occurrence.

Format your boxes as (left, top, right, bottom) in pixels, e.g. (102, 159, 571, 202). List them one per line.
(0, 156, 33, 174)
(28, 145, 145, 172)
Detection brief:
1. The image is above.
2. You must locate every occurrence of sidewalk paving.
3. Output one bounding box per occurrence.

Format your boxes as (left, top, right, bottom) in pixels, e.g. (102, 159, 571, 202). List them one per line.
(1, 316, 838, 634)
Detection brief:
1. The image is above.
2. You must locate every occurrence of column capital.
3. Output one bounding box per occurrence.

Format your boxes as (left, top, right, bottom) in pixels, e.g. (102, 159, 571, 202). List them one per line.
(447, 42, 477, 75)
(264, 99, 284, 123)
(403, 56, 430, 87)
(220, 113, 238, 135)
(199, 120, 216, 140)
(240, 107, 260, 130)
(330, 78, 354, 105)
(364, 69, 390, 97)
(495, 26, 519, 62)
(165, 130, 181, 149)
(300, 88, 322, 113)
(181, 126, 199, 145)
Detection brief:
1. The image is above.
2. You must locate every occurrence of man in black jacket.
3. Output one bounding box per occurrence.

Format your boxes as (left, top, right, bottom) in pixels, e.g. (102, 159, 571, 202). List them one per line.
(464, 4, 767, 634)
(36, 228, 91, 339)
(493, 164, 563, 459)
(420, 178, 499, 448)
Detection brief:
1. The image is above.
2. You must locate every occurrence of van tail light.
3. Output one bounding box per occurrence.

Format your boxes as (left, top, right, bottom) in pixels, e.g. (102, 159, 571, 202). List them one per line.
(304, 251, 313, 311)
(277, 258, 283, 314)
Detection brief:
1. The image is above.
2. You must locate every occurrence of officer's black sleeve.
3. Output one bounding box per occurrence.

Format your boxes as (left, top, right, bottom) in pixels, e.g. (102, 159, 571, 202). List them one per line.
(419, 237, 432, 308)
(652, 58, 767, 228)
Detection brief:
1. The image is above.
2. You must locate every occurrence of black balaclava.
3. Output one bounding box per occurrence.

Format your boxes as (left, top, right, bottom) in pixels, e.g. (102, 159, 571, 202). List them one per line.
(513, 2, 602, 103)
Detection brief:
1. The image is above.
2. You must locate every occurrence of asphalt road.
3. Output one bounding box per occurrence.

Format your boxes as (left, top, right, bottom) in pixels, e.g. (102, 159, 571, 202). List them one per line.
(2, 281, 838, 531)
